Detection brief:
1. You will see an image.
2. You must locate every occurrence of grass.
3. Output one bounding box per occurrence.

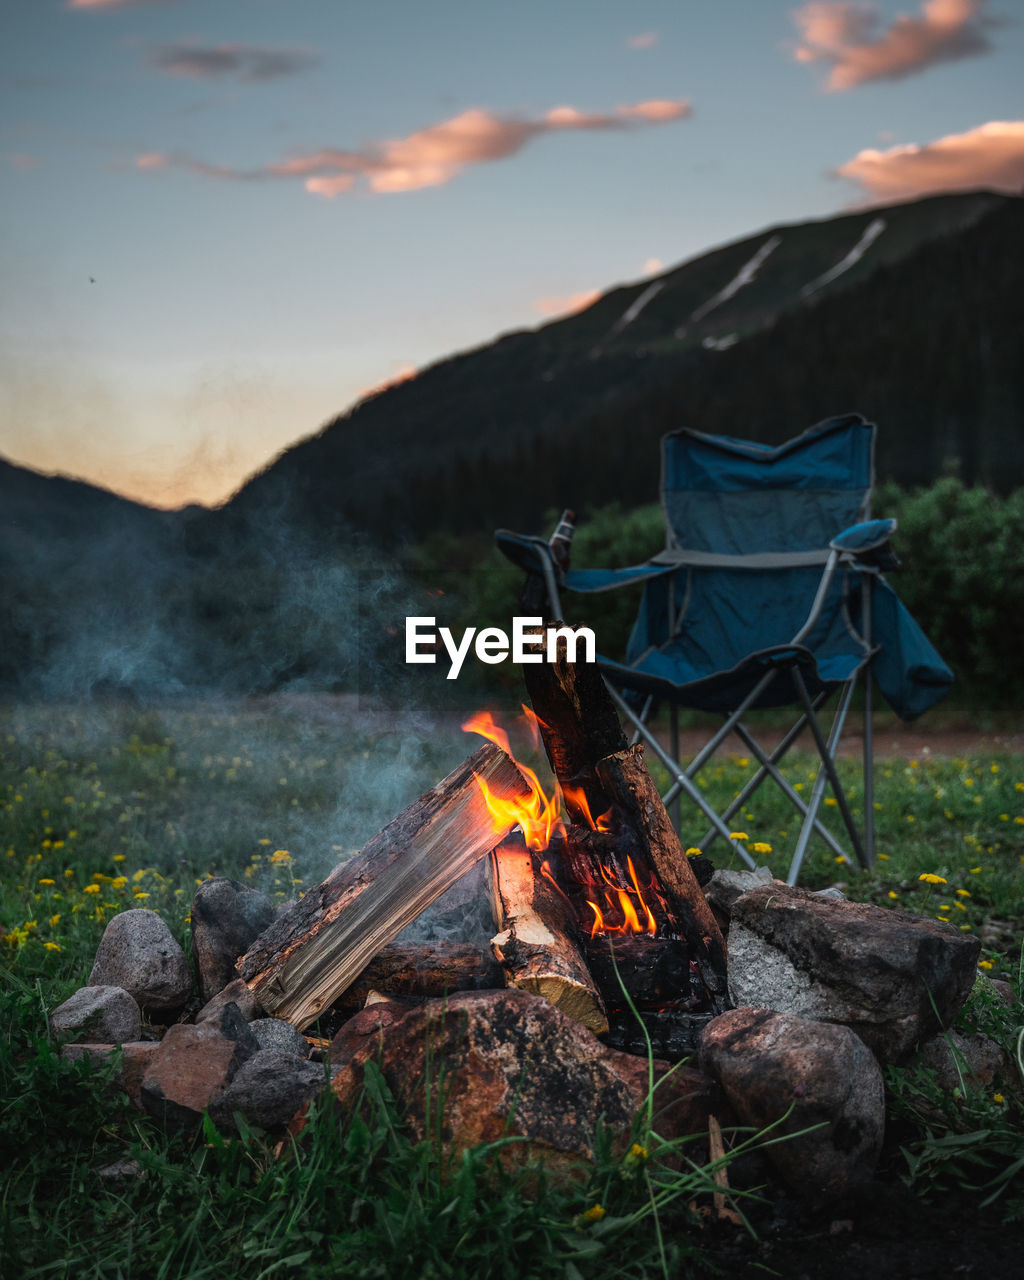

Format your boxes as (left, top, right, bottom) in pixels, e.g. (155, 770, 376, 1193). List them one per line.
(1, 696, 1022, 1277)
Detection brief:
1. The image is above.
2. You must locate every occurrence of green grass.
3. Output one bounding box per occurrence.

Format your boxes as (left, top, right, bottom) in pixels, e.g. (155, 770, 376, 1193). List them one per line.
(1, 698, 1022, 1278)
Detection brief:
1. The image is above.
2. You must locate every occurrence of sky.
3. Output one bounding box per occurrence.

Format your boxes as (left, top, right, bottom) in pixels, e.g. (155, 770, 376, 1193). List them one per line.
(2, 0, 1022, 510)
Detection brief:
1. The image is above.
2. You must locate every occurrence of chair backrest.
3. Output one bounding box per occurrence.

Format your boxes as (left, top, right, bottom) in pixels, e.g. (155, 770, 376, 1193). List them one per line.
(660, 414, 875, 555)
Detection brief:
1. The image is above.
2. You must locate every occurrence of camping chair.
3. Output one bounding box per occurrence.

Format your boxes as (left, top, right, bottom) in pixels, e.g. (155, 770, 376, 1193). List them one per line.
(495, 413, 954, 884)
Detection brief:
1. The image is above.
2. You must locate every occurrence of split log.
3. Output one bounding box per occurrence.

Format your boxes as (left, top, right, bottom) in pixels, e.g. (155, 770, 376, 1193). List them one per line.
(238, 743, 528, 1029)
(489, 832, 608, 1035)
(333, 941, 504, 1011)
(595, 745, 728, 1009)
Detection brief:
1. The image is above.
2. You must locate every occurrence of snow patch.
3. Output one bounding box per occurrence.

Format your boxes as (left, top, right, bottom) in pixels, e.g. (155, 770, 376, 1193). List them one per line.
(691, 235, 782, 323)
(800, 217, 886, 298)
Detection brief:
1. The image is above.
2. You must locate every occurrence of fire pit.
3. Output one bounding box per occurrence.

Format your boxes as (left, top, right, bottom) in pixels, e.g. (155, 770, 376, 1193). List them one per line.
(238, 637, 728, 1059)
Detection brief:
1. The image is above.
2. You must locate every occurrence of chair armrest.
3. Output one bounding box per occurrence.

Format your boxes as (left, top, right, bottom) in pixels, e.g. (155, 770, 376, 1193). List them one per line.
(830, 518, 899, 569)
(494, 529, 564, 583)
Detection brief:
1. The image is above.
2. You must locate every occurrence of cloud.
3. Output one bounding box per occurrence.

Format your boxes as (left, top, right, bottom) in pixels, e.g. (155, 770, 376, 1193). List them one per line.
(791, 0, 996, 89)
(149, 42, 320, 82)
(836, 120, 1024, 200)
(136, 97, 693, 198)
(642, 257, 664, 275)
(627, 32, 660, 49)
(533, 290, 602, 318)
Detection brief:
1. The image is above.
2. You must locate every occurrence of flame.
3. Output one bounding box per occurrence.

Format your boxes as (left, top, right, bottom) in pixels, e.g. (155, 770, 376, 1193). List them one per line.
(561, 785, 614, 833)
(463, 711, 563, 851)
(586, 856, 657, 938)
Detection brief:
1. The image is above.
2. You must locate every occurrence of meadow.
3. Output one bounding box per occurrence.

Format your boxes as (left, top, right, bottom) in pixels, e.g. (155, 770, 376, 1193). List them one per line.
(1, 696, 1022, 1278)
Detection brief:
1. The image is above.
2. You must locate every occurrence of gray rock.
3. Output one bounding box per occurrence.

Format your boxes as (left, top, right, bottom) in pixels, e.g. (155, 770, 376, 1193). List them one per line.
(916, 1029, 1013, 1095)
(704, 866, 774, 927)
(195, 977, 262, 1024)
(49, 985, 142, 1044)
(727, 883, 981, 1064)
(701, 1006, 886, 1204)
(89, 910, 192, 1013)
(210, 1049, 326, 1133)
(249, 1017, 309, 1057)
(95, 1158, 144, 1182)
(191, 878, 276, 1003)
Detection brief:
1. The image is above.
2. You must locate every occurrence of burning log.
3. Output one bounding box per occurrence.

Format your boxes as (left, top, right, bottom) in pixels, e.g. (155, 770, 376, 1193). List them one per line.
(238, 743, 529, 1029)
(489, 832, 608, 1036)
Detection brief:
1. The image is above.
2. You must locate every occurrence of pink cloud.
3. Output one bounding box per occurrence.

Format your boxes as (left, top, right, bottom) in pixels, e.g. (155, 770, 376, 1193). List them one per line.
(533, 290, 602, 318)
(135, 152, 167, 169)
(791, 0, 996, 90)
(136, 98, 693, 198)
(68, 0, 177, 9)
(627, 33, 660, 50)
(836, 120, 1024, 200)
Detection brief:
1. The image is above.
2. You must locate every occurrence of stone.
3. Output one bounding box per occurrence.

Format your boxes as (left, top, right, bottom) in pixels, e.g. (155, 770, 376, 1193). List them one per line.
(727, 883, 981, 1063)
(703, 866, 774, 930)
(89, 909, 192, 1014)
(210, 1050, 326, 1133)
(59, 1040, 160, 1110)
(191, 878, 276, 1004)
(249, 1017, 309, 1057)
(195, 977, 262, 1024)
(323, 989, 718, 1173)
(915, 1030, 1014, 1096)
(700, 1007, 886, 1204)
(49, 985, 142, 1044)
(139, 1002, 258, 1130)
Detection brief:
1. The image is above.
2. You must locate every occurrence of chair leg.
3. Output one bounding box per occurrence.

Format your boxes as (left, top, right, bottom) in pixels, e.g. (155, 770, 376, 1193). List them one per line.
(669, 703, 681, 832)
(787, 672, 864, 883)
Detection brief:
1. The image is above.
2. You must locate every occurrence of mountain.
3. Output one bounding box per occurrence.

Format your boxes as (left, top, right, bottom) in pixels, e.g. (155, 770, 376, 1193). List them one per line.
(206, 188, 1022, 546)
(2, 189, 1021, 697)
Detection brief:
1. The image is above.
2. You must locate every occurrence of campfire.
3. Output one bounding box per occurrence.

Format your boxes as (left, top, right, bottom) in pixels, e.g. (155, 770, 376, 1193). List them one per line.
(238, 634, 728, 1059)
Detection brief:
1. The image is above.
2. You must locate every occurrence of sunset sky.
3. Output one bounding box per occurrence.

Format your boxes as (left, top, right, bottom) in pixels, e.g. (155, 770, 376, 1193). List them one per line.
(2, 1, 1022, 509)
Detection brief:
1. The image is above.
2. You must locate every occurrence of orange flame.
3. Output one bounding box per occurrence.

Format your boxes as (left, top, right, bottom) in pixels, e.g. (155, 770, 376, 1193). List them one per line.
(586, 856, 658, 938)
(561, 785, 615, 833)
(463, 711, 563, 852)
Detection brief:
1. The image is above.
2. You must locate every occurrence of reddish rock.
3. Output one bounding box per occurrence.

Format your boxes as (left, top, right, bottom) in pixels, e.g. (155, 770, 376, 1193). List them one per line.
(323, 989, 718, 1172)
(140, 1003, 258, 1130)
(727, 883, 981, 1063)
(701, 1007, 885, 1204)
(328, 1001, 409, 1071)
(59, 1041, 159, 1110)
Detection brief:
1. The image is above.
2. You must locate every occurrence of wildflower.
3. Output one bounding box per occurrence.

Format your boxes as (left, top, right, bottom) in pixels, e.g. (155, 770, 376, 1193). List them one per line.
(49, 914, 60, 928)
(685, 847, 703, 857)
(918, 873, 947, 885)
(83, 884, 100, 895)
(876, 853, 889, 860)
(38, 878, 55, 886)
(969, 867, 982, 875)
(994, 1093, 1005, 1104)
(270, 849, 292, 865)
(134, 892, 150, 900)
(956, 889, 971, 898)
(582, 1204, 606, 1223)
(888, 891, 899, 900)
(112, 876, 127, 889)
(44, 942, 61, 953)
(64, 868, 74, 878)
(751, 842, 772, 854)
(112, 854, 125, 863)
(729, 832, 749, 842)
(979, 960, 994, 970)
(835, 855, 848, 865)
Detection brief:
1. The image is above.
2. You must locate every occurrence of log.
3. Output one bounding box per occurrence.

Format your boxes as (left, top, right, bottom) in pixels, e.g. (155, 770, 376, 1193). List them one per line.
(489, 832, 608, 1035)
(595, 745, 728, 1010)
(238, 742, 529, 1028)
(333, 940, 504, 1011)
(522, 626, 627, 826)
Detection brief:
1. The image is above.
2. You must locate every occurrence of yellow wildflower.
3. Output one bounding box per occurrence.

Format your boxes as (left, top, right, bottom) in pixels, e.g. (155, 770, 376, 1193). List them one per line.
(44, 942, 61, 952)
(888, 891, 899, 900)
(582, 1205, 606, 1223)
(83, 884, 100, 895)
(956, 889, 971, 897)
(270, 849, 292, 865)
(38, 878, 55, 886)
(112, 854, 125, 862)
(729, 832, 749, 842)
(685, 847, 703, 857)
(994, 1093, 1005, 1104)
(751, 842, 773, 854)
(979, 960, 994, 970)
(112, 876, 127, 889)
(918, 873, 947, 885)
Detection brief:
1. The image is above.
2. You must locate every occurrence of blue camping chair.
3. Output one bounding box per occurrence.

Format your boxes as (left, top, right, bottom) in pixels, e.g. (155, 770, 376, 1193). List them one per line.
(496, 414, 953, 884)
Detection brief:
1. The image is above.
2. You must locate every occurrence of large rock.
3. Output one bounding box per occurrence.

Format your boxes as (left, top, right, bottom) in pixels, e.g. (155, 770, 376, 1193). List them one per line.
(191, 878, 276, 1004)
(249, 1017, 309, 1058)
(727, 883, 981, 1063)
(701, 1007, 886, 1203)
(322, 989, 718, 1172)
(49, 985, 142, 1044)
(89, 909, 192, 1014)
(139, 1002, 258, 1130)
(195, 977, 262, 1024)
(211, 1050, 325, 1133)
